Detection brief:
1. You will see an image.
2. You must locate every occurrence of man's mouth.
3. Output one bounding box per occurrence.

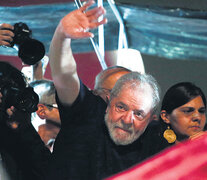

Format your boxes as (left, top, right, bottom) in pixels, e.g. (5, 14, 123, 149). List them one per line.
(115, 126, 132, 134)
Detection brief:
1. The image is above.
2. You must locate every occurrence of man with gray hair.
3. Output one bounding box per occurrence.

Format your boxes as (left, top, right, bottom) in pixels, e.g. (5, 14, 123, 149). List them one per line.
(47, 1, 160, 179)
(105, 72, 160, 146)
(93, 66, 131, 103)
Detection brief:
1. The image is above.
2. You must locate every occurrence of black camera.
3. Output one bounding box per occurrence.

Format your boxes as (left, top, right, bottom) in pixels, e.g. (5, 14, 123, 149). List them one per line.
(11, 22, 45, 65)
(0, 84, 39, 113)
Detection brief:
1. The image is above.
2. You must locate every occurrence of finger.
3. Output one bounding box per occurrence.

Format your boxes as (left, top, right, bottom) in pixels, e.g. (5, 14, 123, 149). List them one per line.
(85, 6, 106, 18)
(10, 106, 15, 111)
(6, 106, 16, 116)
(0, 29, 15, 37)
(75, 31, 94, 38)
(1, 35, 13, 42)
(88, 18, 107, 29)
(0, 35, 13, 43)
(6, 109, 13, 117)
(79, 0, 95, 12)
(0, 40, 11, 47)
(0, 23, 14, 30)
(88, 12, 106, 24)
(82, 31, 94, 38)
(0, 30, 14, 46)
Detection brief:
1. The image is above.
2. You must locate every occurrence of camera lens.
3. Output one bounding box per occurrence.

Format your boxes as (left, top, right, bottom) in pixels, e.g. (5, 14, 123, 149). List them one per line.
(12, 22, 45, 65)
(18, 39, 45, 65)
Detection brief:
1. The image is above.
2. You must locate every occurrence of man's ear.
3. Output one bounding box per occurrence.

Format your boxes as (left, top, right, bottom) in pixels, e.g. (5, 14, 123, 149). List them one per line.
(160, 110, 170, 124)
(105, 105, 110, 113)
(36, 104, 47, 119)
(106, 94, 110, 104)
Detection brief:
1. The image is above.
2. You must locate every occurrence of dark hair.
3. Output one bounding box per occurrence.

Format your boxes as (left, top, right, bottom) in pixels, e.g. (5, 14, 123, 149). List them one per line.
(161, 82, 206, 114)
(0, 61, 27, 89)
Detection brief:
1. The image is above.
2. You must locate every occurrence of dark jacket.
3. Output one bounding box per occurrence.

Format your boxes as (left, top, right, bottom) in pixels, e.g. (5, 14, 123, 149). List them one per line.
(0, 116, 51, 180)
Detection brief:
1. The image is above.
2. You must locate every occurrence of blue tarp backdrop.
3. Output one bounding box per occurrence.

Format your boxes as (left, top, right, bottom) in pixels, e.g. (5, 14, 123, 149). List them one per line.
(0, 1, 207, 60)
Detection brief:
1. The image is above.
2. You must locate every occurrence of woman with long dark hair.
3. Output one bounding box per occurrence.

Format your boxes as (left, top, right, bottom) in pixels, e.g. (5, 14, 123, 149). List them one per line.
(142, 82, 206, 159)
(160, 82, 206, 144)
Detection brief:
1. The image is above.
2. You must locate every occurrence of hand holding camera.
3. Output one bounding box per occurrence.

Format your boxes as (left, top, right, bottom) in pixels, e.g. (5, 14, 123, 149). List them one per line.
(0, 22, 45, 65)
(0, 83, 39, 113)
(0, 86, 38, 129)
(0, 92, 19, 129)
(0, 23, 14, 47)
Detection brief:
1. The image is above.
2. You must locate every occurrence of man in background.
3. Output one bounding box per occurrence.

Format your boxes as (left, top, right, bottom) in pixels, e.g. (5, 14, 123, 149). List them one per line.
(93, 66, 131, 102)
(30, 79, 60, 152)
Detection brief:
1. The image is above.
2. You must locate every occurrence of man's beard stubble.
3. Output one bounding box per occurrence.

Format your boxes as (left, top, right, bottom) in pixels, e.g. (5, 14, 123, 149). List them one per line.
(104, 111, 140, 146)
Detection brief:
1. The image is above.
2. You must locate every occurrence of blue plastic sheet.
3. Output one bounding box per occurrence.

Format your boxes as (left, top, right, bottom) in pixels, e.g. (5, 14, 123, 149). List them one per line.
(0, 2, 207, 60)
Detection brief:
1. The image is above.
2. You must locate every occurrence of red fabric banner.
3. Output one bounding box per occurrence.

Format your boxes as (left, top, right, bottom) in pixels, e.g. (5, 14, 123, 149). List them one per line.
(106, 133, 207, 180)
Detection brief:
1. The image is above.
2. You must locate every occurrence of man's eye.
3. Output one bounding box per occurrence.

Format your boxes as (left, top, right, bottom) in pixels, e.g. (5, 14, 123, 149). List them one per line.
(134, 111, 145, 121)
(115, 105, 125, 112)
(135, 112, 142, 117)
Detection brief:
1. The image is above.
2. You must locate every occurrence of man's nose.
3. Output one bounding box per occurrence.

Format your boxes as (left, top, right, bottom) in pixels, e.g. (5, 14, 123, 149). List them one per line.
(122, 111, 134, 124)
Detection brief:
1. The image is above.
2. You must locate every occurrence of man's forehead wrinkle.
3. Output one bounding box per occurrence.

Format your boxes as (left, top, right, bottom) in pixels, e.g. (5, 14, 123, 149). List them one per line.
(116, 90, 148, 112)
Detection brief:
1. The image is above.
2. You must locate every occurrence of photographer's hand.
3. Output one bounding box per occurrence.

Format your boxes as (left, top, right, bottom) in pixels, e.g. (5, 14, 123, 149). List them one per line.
(6, 106, 20, 129)
(0, 23, 14, 47)
(0, 92, 17, 129)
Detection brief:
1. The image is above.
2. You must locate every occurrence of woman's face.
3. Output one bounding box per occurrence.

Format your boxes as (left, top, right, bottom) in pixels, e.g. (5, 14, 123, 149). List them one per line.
(168, 96, 206, 139)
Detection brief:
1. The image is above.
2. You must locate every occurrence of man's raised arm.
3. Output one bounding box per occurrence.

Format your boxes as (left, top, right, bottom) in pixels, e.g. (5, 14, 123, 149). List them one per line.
(49, 0, 107, 105)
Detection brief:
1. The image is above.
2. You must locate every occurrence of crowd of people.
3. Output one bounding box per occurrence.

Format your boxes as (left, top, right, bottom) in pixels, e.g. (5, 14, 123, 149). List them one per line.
(0, 0, 206, 179)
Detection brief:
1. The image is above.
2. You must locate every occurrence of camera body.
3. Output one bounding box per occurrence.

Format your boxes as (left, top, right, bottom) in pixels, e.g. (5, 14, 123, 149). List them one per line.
(11, 22, 45, 65)
(0, 83, 39, 113)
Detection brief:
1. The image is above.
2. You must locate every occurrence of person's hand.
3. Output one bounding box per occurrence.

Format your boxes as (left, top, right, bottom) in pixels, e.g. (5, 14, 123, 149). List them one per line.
(0, 92, 15, 117)
(0, 23, 14, 47)
(59, 0, 107, 39)
(0, 93, 20, 129)
(5, 106, 20, 129)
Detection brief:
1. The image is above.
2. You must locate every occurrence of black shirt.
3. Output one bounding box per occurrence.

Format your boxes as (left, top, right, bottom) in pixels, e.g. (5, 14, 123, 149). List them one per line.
(47, 81, 149, 180)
